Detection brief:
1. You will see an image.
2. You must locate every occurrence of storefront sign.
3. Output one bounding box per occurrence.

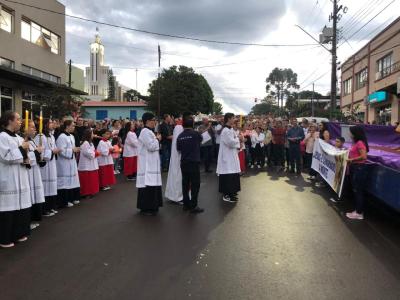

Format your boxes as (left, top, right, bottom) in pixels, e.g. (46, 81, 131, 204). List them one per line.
(312, 140, 349, 197)
(368, 91, 387, 104)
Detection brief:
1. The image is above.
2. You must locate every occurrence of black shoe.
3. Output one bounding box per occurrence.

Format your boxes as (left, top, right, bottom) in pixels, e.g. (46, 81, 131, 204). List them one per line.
(140, 210, 158, 216)
(205, 169, 213, 173)
(190, 207, 205, 214)
(183, 206, 191, 211)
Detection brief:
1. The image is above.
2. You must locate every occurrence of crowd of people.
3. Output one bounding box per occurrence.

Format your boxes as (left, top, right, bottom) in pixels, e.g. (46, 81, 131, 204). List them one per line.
(0, 110, 372, 249)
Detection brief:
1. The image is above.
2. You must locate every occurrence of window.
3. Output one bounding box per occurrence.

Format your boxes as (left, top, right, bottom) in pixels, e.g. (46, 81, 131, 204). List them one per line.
(20, 18, 60, 54)
(0, 57, 14, 69)
(355, 68, 368, 90)
(130, 110, 137, 120)
(376, 54, 393, 80)
(22, 91, 40, 118)
(0, 5, 13, 33)
(343, 78, 352, 95)
(21, 65, 61, 84)
(0, 86, 13, 117)
(96, 110, 108, 120)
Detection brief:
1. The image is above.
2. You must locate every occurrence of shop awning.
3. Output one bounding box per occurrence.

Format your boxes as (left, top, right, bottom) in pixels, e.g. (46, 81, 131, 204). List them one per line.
(0, 65, 86, 96)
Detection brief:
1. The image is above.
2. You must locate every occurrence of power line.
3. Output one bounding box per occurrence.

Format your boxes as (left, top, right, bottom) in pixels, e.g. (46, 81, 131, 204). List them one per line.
(4, 0, 317, 48)
(342, 0, 397, 43)
(341, 0, 382, 35)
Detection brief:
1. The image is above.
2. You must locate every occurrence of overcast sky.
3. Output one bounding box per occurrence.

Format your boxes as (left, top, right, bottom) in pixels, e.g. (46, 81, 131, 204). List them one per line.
(59, 0, 399, 114)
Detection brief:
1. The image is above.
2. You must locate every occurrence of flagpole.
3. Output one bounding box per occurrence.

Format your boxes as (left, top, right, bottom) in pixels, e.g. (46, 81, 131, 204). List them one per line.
(157, 44, 161, 118)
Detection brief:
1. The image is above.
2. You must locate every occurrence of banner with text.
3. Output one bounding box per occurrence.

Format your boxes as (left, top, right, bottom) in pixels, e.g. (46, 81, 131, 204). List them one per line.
(312, 140, 349, 197)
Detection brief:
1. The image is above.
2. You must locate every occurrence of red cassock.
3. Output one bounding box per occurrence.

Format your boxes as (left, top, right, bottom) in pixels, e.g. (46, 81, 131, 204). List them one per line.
(79, 170, 100, 196)
(98, 165, 116, 187)
(123, 156, 137, 176)
(238, 150, 246, 173)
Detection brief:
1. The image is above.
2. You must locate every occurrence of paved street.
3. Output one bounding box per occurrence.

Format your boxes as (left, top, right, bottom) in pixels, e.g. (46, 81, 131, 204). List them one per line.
(1, 170, 400, 300)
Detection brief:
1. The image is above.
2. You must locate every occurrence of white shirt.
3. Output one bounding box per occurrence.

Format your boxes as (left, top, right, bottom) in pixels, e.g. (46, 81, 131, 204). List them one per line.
(251, 132, 265, 148)
(215, 124, 223, 145)
(34, 133, 57, 197)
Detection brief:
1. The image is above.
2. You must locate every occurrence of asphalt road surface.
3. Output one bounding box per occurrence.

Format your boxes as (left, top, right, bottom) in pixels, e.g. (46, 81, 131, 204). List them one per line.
(1, 169, 400, 300)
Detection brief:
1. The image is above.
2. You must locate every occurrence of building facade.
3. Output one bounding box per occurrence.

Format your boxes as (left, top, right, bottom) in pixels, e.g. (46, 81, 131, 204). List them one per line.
(341, 17, 400, 125)
(0, 0, 81, 117)
(81, 101, 148, 121)
(65, 63, 84, 91)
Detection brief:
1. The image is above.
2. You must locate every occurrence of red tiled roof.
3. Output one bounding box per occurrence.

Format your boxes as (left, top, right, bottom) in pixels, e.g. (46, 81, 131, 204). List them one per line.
(81, 101, 148, 107)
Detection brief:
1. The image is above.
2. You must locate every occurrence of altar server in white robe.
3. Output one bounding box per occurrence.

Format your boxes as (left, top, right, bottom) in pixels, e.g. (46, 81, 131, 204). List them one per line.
(0, 111, 31, 248)
(122, 122, 139, 181)
(97, 130, 116, 191)
(165, 118, 184, 203)
(136, 112, 163, 216)
(217, 113, 243, 203)
(56, 120, 80, 208)
(25, 120, 45, 230)
(34, 119, 59, 217)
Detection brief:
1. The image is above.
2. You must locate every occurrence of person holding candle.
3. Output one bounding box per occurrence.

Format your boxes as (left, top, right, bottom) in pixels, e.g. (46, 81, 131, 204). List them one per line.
(97, 130, 116, 191)
(25, 120, 45, 230)
(56, 120, 81, 208)
(34, 119, 60, 217)
(0, 111, 31, 248)
(78, 129, 100, 198)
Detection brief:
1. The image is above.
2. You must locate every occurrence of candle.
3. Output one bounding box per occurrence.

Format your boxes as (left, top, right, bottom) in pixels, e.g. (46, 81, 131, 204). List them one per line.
(25, 110, 29, 132)
(39, 110, 43, 134)
(239, 115, 243, 128)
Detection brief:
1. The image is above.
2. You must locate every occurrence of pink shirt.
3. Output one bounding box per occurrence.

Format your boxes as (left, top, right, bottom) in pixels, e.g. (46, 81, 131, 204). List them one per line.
(349, 140, 367, 164)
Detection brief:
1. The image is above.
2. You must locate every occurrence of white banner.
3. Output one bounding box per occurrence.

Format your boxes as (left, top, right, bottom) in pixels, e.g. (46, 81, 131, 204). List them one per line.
(312, 140, 349, 197)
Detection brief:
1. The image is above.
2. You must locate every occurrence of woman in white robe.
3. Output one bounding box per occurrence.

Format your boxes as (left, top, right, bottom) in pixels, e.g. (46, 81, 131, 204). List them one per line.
(0, 111, 31, 248)
(136, 113, 163, 216)
(34, 119, 59, 216)
(56, 120, 80, 208)
(165, 121, 184, 202)
(26, 120, 45, 230)
(122, 122, 139, 180)
(217, 113, 242, 203)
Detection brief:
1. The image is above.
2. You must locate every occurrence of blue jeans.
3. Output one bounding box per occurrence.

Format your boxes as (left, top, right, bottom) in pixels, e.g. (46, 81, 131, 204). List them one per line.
(350, 164, 369, 214)
(161, 144, 171, 170)
(289, 143, 301, 173)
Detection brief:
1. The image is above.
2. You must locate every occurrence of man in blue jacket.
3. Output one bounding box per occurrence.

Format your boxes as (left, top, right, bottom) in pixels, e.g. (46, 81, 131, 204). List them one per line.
(287, 118, 305, 175)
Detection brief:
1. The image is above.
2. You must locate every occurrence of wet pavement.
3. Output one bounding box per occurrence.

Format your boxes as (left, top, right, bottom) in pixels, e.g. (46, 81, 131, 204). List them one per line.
(1, 169, 400, 299)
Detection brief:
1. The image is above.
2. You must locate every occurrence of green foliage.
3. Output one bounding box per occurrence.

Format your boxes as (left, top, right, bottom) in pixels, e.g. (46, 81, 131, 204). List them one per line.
(147, 66, 214, 116)
(213, 101, 223, 114)
(124, 89, 148, 102)
(266, 68, 299, 109)
(250, 97, 280, 115)
(108, 69, 116, 100)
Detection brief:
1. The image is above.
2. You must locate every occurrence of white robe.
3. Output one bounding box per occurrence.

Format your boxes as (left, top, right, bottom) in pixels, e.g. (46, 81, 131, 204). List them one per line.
(78, 141, 98, 171)
(27, 141, 45, 205)
(165, 125, 184, 202)
(136, 128, 162, 188)
(34, 133, 57, 197)
(216, 127, 241, 175)
(56, 133, 80, 190)
(123, 131, 139, 157)
(0, 131, 31, 211)
(97, 140, 114, 166)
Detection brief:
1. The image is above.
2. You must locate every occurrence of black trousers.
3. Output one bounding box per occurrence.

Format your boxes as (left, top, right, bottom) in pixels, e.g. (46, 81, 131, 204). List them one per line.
(201, 145, 213, 171)
(58, 188, 80, 208)
(272, 144, 285, 167)
(44, 195, 58, 212)
(31, 203, 43, 222)
(251, 144, 265, 167)
(181, 161, 201, 209)
(289, 143, 301, 173)
(0, 208, 31, 245)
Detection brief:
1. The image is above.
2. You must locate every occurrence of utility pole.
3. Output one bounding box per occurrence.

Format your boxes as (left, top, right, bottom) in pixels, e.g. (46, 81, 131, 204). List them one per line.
(312, 82, 315, 117)
(68, 59, 72, 88)
(157, 45, 161, 118)
(330, 0, 338, 119)
(135, 68, 138, 91)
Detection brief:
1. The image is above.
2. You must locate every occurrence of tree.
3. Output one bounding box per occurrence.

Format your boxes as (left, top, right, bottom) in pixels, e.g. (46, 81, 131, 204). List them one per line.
(108, 69, 116, 100)
(250, 97, 279, 115)
(123, 89, 149, 102)
(213, 101, 223, 115)
(266, 68, 299, 110)
(147, 66, 214, 116)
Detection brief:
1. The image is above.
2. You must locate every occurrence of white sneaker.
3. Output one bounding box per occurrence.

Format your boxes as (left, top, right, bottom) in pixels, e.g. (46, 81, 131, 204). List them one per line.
(67, 202, 74, 208)
(30, 223, 39, 230)
(73, 200, 80, 205)
(102, 186, 111, 191)
(222, 195, 231, 202)
(346, 211, 364, 220)
(51, 209, 58, 214)
(250, 165, 254, 169)
(257, 165, 261, 169)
